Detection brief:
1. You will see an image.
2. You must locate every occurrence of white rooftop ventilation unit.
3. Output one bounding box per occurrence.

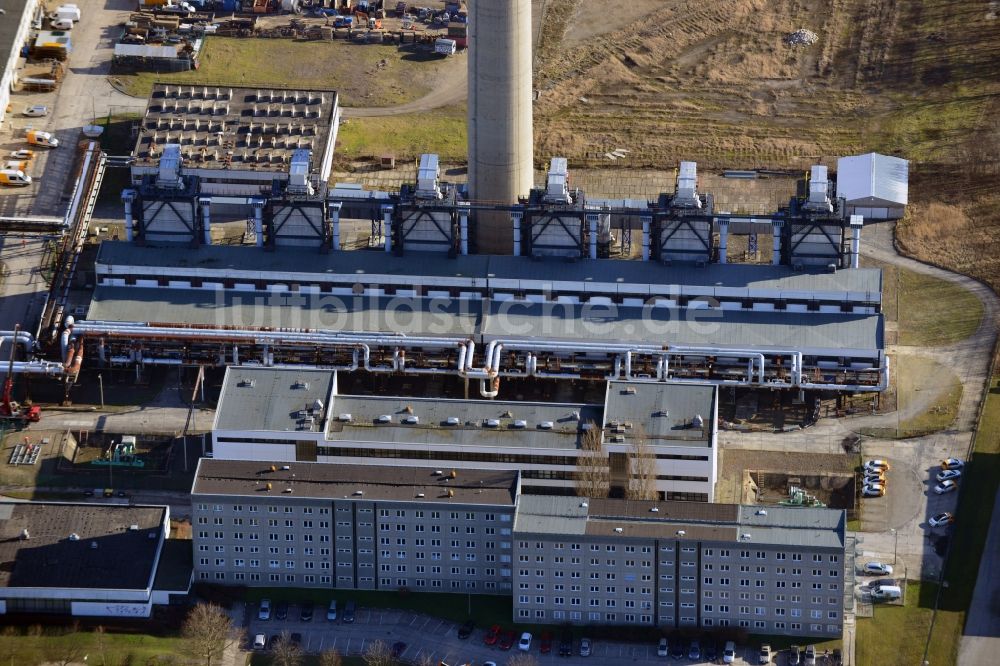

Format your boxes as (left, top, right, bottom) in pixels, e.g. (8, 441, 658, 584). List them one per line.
(542, 157, 572, 204)
(287, 148, 314, 195)
(672, 161, 702, 209)
(803, 164, 834, 213)
(414, 153, 443, 200)
(156, 144, 184, 190)
(445, 417, 461, 426)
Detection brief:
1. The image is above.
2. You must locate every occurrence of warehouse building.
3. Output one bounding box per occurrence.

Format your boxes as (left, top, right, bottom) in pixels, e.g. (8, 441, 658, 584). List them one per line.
(836, 153, 909, 220)
(0, 501, 190, 618)
(191, 460, 520, 593)
(512, 496, 848, 637)
(208, 367, 720, 501)
(0, 0, 43, 122)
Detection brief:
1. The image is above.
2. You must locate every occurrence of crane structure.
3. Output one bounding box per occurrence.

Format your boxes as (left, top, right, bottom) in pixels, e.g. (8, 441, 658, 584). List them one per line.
(1, 325, 42, 425)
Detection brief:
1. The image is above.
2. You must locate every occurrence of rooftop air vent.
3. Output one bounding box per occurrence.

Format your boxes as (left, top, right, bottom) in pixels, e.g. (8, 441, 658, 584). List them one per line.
(403, 415, 420, 425)
(503, 410, 514, 418)
(614, 527, 624, 534)
(353, 490, 364, 496)
(624, 387, 637, 395)
(338, 413, 352, 422)
(650, 507, 659, 513)
(676, 530, 686, 537)
(570, 411, 581, 421)
(512, 419, 527, 428)
(539, 421, 554, 430)
(447, 489, 455, 498)
(376, 415, 392, 423)
(284, 488, 293, 494)
(445, 417, 460, 426)
(292, 380, 309, 389)
(68, 533, 79, 541)
(281, 465, 291, 471)
(434, 470, 444, 476)
(238, 378, 255, 388)
(756, 509, 768, 516)
(313, 399, 324, 413)
(580, 501, 589, 508)
(404, 405, 414, 414)
(20, 529, 29, 540)
(610, 435, 625, 443)
(484, 418, 500, 428)
(740, 533, 752, 541)
(129, 524, 140, 531)
(416, 493, 425, 498)
(692, 414, 704, 429)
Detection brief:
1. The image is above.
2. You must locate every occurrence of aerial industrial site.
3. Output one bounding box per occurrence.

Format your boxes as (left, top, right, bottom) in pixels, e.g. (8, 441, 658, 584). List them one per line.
(0, 0, 997, 665)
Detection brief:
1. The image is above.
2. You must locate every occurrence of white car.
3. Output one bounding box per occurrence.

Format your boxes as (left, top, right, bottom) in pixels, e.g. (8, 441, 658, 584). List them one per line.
(658, 637, 669, 657)
(935, 480, 958, 495)
(252, 633, 266, 650)
(723, 640, 736, 664)
(864, 459, 891, 472)
(929, 512, 954, 527)
(257, 598, 271, 620)
(863, 562, 893, 575)
(941, 458, 964, 470)
(862, 483, 885, 498)
(9, 149, 34, 160)
(936, 469, 961, 482)
(51, 18, 74, 29)
(22, 105, 48, 117)
(518, 632, 532, 652)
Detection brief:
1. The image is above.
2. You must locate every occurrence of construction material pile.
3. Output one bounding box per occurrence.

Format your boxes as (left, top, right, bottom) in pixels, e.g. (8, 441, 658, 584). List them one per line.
(785, 28, 818, 46)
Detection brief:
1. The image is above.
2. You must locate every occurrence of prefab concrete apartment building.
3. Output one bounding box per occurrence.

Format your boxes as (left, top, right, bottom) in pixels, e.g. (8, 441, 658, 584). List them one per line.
(210, 367, 719, 502)
(192, 462, 848, 639)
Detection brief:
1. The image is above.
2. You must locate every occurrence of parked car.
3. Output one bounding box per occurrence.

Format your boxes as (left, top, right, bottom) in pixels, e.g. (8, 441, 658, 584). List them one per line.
(9, 149, 34, 160)
(789, 645, 801, 665)
(299, 603, 313, 622)
(759, 644, 772, 664)
(457, 619, 475, 639)
(935, 480, 958, 494)
(257, 599, 271, 621)
(579, 637, 592, 657)
(941, 457, 964, 470)
(657, 637, 669, 657)
(863, 561, 893, 575)
(484, 624, 501, 646)
(559, 632, 573, 656)
(342, 601, 356, 623)
(705, 643, 719, 661)
(22, 105, 48, 117)
(929, 511, 955, 527)
(499, 630, 516, 651)
(864, 473, 887, 485)
(326, 600, 337, 621)
(723, 640, 737, 664)
(252, 634, 266, 650)
(689, 640, 701, 660)
(871, 585, 903, 601)
(670, 639, 684, 659)
(274, 601, 288, 621)
(832, 648, 843, 665)
(518, 632, 532, 652)
(391, 641, 406, 658)
(864, 459, 891, 472)
(804, 644, 817, 666)
(539, 632, 552, 653)
(50, 18, 74, 29)
(936, 469, 961, 482)
(862, 483, 886, 497)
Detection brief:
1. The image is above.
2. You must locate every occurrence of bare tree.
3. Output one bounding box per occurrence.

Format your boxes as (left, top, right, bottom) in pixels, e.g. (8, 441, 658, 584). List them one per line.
(181, 603, 243, 666)
(417, 653, 436, 666)
(44, 639, 90, 666)
(363, 639, 394, 666)
(272, 631, 303, 666)
(626, 424, 658, 500)
(319, 648, 344, 666)
(506, 654, 540, 666)
(575, 422, 609, 498)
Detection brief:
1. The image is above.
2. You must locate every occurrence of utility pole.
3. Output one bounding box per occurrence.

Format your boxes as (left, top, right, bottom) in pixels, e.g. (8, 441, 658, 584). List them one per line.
(891, 528, 898, 565)
(98, 374, 104, 409)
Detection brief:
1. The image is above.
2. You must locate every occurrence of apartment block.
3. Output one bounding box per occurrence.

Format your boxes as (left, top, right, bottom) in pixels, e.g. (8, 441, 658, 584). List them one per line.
(191, 460, 519, 595)
(511, 496, 847, 638)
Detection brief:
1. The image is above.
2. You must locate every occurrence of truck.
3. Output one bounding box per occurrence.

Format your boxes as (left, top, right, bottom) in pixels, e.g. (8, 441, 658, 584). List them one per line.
(870, 585, 902, 601)
(434, 37, 456, 56)
(0, 169, 32, 187)
(49, 4, 81, 22)
(26, 130, 59, 148)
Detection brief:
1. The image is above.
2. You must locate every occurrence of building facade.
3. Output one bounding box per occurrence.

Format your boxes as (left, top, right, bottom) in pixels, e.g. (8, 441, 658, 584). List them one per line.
(208, 367, 719, 501)
(191, 460, 519, 595)
(511, 496, 848, 638)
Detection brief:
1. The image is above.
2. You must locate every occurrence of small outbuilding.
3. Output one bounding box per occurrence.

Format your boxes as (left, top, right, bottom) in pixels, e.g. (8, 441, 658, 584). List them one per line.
(836, 153, 909, 220)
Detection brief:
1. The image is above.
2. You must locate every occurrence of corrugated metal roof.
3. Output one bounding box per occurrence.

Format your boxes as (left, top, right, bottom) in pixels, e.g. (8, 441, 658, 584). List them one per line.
(836, 153, 909, 206)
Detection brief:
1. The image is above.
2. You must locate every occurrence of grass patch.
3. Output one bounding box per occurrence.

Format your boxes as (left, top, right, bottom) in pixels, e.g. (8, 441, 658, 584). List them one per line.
(245, 587, 511, 629)
(250, 657, 367, 666)
(864, 257, 983, 346)
(855, 581, 956, 665)
(114, 38, 449, 107)
(859, 355, 962, 438)
(335, 105, 467, 162)
(0, 628, 186, 665)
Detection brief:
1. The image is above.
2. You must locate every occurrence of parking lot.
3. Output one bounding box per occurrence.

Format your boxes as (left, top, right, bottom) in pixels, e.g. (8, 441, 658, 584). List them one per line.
(242, 601, 838, 666)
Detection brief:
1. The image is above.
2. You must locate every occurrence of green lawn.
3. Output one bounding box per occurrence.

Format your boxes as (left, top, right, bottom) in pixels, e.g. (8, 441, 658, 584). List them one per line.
(0, 628, 186, 665)
(113, 37, 449, 108)
(335, 105, 467, 163)
(897, 267, 984, 346)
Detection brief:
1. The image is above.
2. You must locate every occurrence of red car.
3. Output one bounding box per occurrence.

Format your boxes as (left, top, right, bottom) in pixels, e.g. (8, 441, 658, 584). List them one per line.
(540, 632, 553, 654)
(499, 630, 516, 651)
(484, 624, 501, 646)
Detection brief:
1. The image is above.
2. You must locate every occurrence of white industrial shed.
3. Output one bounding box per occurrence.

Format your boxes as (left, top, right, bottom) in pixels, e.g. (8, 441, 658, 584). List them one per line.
(836, 153, 909, 220)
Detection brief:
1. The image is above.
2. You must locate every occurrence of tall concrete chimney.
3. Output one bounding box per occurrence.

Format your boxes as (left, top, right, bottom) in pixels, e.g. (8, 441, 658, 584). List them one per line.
(467, 0, 534, 254)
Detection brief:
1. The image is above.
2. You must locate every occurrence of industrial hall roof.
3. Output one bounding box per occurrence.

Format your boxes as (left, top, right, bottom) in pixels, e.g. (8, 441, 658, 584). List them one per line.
(0, 502, 166, 590)
(214, 367, 335, 433)
(131, 84, 339, 171)
(192, 459, 519, 506)
(836, 153, 909, 207)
